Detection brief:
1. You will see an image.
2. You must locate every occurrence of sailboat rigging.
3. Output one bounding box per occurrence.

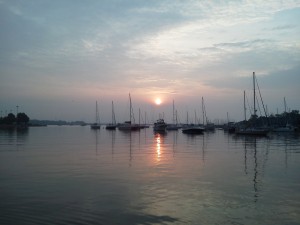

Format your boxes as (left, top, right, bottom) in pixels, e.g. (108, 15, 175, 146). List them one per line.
(236, 72, 269, 135)
(106, 101, 117, 130)
(273, 97, 296, 132)
(91, 101, 101, 129)
(202, 97, 215, 131)
(166, 100, 180, 130)
(118, 93, 140, 131)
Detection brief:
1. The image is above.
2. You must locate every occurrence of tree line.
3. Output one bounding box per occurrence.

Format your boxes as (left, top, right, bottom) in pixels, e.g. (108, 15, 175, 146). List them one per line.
(0, 113, 30, 125)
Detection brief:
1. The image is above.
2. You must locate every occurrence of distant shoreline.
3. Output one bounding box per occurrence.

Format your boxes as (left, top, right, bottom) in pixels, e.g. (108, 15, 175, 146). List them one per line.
(28, 119, 87, 126)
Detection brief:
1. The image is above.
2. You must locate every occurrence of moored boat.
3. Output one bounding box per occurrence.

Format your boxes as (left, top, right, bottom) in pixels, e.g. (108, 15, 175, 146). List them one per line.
(182, 125, 205, 134)
(106, 124, 117, 130)
(235, 72, 269, 136)
(166, 124, 180, 130)
(235, 127, 269, 136)
(273, 124, 297, 132)
(118, 93, 140, 131)
(91, 101, 101, 130)
(202, 97, 215, 131)
(153, 119, 167, 132)
(118, 121, 140, 131)
(272, 98, 297, 133)
(91, 123, 100, 129)
(166, 100, 180, 131)
(224, 121, 236, 133)
(106, 101, 117, 130)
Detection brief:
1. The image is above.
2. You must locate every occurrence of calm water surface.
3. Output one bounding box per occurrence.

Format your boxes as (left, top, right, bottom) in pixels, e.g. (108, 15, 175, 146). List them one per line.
(0, 126, 299, 225)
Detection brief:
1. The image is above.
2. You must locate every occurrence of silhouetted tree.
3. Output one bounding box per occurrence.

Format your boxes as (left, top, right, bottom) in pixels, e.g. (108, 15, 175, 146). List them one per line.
(2, 113, 16, 125)
(17, 113, 30, 124)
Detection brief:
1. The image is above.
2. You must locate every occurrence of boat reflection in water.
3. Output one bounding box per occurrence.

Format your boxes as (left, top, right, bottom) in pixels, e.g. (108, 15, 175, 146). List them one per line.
(233, 134, 270, 202)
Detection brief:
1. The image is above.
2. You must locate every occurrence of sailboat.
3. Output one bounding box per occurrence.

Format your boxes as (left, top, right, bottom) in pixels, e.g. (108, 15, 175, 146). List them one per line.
(106, 101, 117, 130)
(91, 101, 101, 129)
(223, 112, 235, 133)
(118, 93, 140, 131)
(273, 123, 296, 132)
(202, 97, 215, 131)
(142, 112, 150, 128)
(181, 110, 204, 134)
(273, 97, 296, 132)
(235, 72, 269, 136)
(166, 100, 180, 130)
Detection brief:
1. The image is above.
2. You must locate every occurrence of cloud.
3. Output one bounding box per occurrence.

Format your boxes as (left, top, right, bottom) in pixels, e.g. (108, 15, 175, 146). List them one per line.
(1, 0, 300, 121)
(270, 24, 296, 30)
(214, 39, 273, 50)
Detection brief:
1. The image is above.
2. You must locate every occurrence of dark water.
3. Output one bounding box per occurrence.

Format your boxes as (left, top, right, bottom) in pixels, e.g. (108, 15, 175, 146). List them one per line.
(0, 126, 299, 225)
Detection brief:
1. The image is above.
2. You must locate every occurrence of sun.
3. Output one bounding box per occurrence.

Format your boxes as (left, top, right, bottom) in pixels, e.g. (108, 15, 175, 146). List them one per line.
(155, 98, 162, 105)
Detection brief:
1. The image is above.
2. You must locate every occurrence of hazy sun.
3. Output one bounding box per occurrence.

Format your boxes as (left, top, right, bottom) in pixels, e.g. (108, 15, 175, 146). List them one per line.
(155, 98, 162, 105)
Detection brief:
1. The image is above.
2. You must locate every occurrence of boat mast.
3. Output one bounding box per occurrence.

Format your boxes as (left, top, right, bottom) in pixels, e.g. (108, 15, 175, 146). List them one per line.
(129, 93, 132, 124)
(244, 90, 247, 121)
(112, 101, 116, 124)
(202, 97, 208, 125)
(139, 108, 141, 126)
(202, 97, 205, 125)
(172, 100, 175, 125)
(284, 97, 288, 125)
(284, 97, 287, 113)
(96, 101, 99, 124)
(227, 112, 229, 124)
(95, 101, 97, 123)
(253, 72, 256, 117)
(186, 111, 189, 124)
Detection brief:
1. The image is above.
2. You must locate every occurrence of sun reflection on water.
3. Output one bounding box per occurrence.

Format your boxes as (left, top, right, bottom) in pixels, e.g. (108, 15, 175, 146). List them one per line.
(155, 133, 162, 161)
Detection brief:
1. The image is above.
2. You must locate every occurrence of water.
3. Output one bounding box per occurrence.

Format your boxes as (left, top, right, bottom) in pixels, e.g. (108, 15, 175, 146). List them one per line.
(0, 126, 300, 225)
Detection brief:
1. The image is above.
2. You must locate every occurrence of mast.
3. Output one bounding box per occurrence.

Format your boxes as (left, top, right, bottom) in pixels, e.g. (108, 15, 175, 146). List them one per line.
(227, 112, 229, 124)
(244, 90, 247, 121)
(172, 100, 175, 124)
(284, 97, 287, 113)
(139, 108, 141, 126)
(186, 111, 189, 124)
(111, 101, 116, 124)
(129, 93, 132, 124)
(284, 97, 288, 125)
(253, 72, 256, 117)
(202, 97, 205, 125)
(202, 97, 208, 125)
(96, 101, 99, 124)
(95, 101, 97, 123)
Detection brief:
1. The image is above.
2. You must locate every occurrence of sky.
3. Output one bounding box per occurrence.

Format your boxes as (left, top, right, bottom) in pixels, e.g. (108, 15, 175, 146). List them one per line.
(1, 0, 300, 124)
